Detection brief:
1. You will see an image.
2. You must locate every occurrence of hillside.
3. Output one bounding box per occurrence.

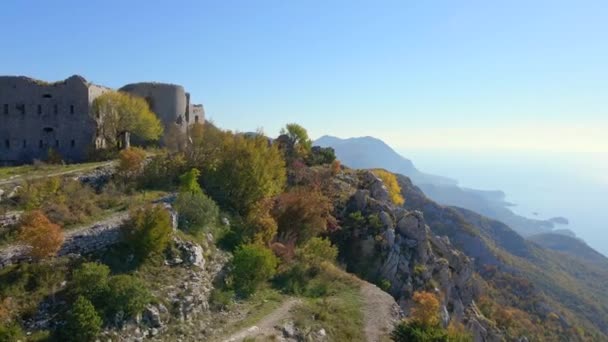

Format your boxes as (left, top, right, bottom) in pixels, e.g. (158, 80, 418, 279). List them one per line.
(314, 135, 456, 186)
(1, 124, 606, 341)
(314, 135, 560, 237)
(396, 174, 608, 339)
(528, 232, 608, 266)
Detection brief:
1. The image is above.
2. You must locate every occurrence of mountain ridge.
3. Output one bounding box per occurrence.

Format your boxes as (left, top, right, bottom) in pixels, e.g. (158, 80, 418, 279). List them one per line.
(314, 135, 562, 237)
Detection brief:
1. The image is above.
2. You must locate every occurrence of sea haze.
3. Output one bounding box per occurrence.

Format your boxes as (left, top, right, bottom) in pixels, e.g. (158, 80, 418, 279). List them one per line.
(402, 149, 608, 257)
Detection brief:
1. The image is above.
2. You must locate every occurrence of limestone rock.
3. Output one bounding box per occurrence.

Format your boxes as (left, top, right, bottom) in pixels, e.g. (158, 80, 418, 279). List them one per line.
(363, 171, 390, 202)
(396, 211, 426, 241)
(142, 305, 163, 328)
(174, 238, 205, 269)
(379, 211, 394, 229)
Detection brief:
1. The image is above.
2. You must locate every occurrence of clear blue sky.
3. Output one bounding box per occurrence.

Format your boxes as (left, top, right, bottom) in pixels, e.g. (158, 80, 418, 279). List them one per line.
(2, 0, 607, 155)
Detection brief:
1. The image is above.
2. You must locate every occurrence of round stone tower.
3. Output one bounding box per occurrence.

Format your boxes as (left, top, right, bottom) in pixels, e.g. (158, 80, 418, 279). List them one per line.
(119, 82, 189, 131)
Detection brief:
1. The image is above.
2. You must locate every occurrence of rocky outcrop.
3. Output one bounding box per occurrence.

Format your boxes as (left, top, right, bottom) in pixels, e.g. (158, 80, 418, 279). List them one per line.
(464, 302, 504, 342)
(336, 170, 481, 332)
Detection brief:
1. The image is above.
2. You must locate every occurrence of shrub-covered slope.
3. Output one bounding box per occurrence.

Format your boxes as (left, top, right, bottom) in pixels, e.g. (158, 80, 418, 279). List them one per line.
(396, 174, 608, 340)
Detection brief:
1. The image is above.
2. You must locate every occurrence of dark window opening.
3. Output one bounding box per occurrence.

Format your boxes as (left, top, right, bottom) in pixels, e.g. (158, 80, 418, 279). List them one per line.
(42, 94, 52, 98)
(3, 104, 8, 114)
(195, 115, 199, 123)
(53, 104, 58, 115)
(71, 139, 76, 148)
(70, 105, 74, 114)
(43, 127, 54, 133)
(16, 104, 25, 115)
(37, 105, 42, 115)
(39, 140, 44, 149)
(23, 140, 26, 148)
(4, 140, 9, 149)
(55, 140, 59, 147)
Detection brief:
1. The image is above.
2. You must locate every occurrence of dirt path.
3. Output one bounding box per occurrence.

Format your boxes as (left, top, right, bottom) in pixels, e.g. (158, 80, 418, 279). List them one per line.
(222, 298, 301, 342)
(0, 161, 114, 186)
(360, 282, 401, 342)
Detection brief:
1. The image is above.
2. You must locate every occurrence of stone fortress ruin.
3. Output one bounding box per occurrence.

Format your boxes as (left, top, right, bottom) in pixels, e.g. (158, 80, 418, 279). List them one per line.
(0, 75, 204, 165)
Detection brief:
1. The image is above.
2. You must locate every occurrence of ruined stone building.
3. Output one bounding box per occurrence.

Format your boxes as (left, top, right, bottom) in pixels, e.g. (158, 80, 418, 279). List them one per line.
(0, 75, 205, 165)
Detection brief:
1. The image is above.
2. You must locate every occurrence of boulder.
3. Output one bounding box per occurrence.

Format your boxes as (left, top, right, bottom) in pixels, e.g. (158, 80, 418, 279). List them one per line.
(379, 211, 394, 229)
(363, 171, 390, 202)
(142, 305, 163, 328)
(396, 211, 426, 241)
(174, 238, 205, 269)
(383, 228, 395, 248)
(353, 189, 370, 211)
(280, 320, 297, 338)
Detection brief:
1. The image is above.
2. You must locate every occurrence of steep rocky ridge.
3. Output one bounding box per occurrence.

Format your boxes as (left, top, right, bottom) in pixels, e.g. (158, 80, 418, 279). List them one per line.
(330, 169, 504, 341)
(395, 174, 608, 340)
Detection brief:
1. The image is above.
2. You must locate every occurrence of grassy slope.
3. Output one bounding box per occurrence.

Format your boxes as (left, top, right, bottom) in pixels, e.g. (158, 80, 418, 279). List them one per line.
(0, 161, 111, 182)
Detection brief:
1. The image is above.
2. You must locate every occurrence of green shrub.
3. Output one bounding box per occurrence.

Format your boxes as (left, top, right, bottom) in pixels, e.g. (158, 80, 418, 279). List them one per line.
(175, 192, 219, 234)
(139, 153, 187, 190)
(123, 205, 173, 259)
(297, 237, 338, 267)
(178, 168, 203, 194)
(0, 322, 24, 342)
(71, 262, 110, 302)
(414, 264, 427, 276)
(232, 244, 278, 297)
(391, 320, 448, 342)
(209, 288, 234, 311)
(63, 296, 103, 342)
(274, 263, 310, 295)
(105, 275, 151, 318)
(379, 278, 392, 292)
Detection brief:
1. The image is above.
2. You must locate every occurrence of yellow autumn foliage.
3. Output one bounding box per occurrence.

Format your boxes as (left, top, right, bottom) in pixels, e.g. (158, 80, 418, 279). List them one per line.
(372, 169, 405, 206)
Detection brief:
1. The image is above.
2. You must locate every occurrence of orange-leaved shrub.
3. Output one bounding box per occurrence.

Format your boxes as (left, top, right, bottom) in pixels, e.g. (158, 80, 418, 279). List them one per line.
(19, 210, 64, 260)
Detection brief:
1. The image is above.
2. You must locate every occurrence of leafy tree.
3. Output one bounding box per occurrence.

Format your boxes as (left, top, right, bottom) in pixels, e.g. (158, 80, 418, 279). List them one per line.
(231, 244, 278, 297)
(123, 205, 172, 259)
(280, 123, 312, 159)
(179, 168, 202, 194)
(71, 262, 110, 302)
(273, 187, 334, 244)
(203, 133, 286, 215)
(139, 152, 187, 190)
(390, 291, 463, 342)
(297, 237, 338, 267)
(63, 296, 102, 342)
(92, 91, 163, 149)
(372, 169, 405, 206)
(175, 191, 219, 234)
(117, 147, 147, 180)
(307, 146, 336, 166)
(105, 275, 151, 318)
(19, 210, 64, 260)
(244, 198, 278, 245)
(411, 291, 441, 327)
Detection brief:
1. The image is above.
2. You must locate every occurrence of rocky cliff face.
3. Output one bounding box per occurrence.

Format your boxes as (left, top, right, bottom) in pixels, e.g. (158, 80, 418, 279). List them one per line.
(331, 170, 503, 341)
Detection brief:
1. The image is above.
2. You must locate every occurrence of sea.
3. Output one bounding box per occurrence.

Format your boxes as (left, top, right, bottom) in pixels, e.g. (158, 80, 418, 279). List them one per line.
(402, 149, 608, 257)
